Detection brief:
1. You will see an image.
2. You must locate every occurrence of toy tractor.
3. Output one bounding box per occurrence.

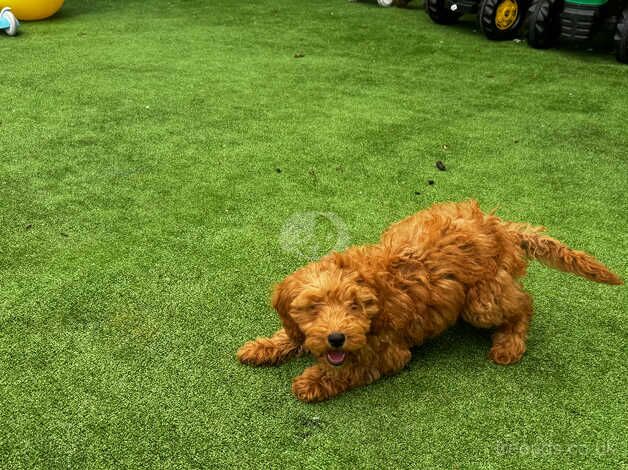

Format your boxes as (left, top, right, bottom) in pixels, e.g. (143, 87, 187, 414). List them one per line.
(526, 0, 628, 62)
(425, 0, 527, 39)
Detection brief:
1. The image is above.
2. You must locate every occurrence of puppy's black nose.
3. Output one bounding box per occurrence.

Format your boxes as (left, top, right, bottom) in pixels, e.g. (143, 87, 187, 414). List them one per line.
(327, 332, 345, 348)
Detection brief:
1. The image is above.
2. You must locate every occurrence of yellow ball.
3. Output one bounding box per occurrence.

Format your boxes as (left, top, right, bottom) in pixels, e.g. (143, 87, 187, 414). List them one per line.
(3, 0, 64, 21)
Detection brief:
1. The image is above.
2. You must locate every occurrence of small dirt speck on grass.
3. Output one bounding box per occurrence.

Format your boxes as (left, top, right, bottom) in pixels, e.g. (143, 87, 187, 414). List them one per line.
(25, 224, 32, 230)
(61, 232, 69, 237)
(275, 168, 282, 173)
(427, 179, 435, 185)
(436, 161, 446, 171)
(414, 191, 421, 195)
(294, 415, 323, 440)
(294, 52, 305, 58)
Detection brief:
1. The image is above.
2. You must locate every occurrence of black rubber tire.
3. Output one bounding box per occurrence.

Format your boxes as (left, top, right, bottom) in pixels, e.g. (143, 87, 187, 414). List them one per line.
(479, 0, 526, 40)
(425, 0, 463, 24)
(615, 7, 628, 63)
(526, 0, 562, 49)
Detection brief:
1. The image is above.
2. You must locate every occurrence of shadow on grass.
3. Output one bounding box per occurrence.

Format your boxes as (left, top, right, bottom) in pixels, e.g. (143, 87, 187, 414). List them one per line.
(409, 321, 492, 365)
(427, 13, 619, 64)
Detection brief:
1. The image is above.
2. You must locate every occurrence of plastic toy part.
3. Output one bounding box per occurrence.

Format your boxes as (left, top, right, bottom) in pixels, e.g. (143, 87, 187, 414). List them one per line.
(478, 0, 526, 39)
(425, 0, 465, 24)
(3, 0, 64, 21)
(526, 0, 627, 64)
(0, 7, 19, 36)
(526, 0, 561, 48)
(426, 0, 526, 38)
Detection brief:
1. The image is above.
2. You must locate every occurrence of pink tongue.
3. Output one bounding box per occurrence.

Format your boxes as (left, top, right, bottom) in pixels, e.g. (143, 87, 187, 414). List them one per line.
(327, 351, 346, 364)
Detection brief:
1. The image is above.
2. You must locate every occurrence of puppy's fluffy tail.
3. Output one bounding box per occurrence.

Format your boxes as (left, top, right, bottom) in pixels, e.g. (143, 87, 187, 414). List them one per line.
(504, 223, 623, 285)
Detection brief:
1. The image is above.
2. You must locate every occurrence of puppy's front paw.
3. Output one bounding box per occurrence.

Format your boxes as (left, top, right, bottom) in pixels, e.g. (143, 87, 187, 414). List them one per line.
(489, 340, 525, 365)
(292, 373, 330, 402)
(237, 339, 275, 366)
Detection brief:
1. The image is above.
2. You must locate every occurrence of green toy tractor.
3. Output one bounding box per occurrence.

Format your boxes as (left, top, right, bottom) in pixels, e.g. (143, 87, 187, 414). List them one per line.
(526, 0, 628, 62)
(425, 0, 527, 40)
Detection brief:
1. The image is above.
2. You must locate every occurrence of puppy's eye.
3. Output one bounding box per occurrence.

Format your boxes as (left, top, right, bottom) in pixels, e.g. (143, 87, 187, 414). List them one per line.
(350, 303, 360, 311)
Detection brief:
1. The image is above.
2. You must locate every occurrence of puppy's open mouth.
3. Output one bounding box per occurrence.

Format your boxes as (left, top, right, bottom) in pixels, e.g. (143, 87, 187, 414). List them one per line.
(326, 350, 346, 366)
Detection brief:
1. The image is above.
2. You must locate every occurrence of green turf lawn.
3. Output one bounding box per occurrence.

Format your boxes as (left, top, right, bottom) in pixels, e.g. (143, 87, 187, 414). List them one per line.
(1, 0, 627, 467)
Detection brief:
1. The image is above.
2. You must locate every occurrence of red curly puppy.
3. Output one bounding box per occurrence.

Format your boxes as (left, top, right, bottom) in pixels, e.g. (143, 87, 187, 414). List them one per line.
(237, 200, 622, 402)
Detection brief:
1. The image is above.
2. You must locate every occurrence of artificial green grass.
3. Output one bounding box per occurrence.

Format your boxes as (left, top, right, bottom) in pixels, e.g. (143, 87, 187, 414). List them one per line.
(1, 0, 627, 467)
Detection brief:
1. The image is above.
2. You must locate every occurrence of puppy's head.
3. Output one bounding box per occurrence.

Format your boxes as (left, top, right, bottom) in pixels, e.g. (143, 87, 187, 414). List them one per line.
(289, 268, 379, 367)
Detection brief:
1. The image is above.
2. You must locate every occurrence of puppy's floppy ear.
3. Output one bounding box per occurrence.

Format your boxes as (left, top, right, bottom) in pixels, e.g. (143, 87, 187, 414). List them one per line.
(271, 275, 304, 344)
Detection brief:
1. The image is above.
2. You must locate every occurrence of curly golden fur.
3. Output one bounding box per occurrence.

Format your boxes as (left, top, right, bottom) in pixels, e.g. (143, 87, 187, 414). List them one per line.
(238, 200, 622, 402)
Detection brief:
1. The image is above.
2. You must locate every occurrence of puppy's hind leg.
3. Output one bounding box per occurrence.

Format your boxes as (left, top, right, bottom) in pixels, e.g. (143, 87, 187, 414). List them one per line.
(488, 284, 532, 365)
(237, 328, 302, 366)
(463, 274, 533, 365)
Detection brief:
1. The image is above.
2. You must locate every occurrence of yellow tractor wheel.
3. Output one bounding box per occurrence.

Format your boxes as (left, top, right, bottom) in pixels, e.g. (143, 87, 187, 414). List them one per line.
(479, 0, 526, 39)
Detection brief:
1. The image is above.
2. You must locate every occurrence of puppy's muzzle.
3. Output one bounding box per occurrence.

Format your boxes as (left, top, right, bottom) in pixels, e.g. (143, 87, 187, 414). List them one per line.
(327, 332, 345, 348)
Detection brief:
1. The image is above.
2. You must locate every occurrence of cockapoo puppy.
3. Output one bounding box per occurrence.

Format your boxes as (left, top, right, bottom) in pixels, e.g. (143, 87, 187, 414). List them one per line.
(237, 200, 621, 402)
